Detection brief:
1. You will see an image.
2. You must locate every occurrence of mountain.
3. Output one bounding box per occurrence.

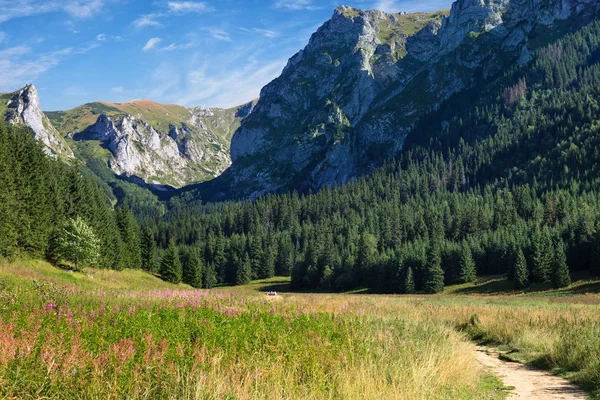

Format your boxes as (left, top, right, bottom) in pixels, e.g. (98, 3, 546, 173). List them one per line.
(217, 0, 600, 199)
(46, 99, 255, 188)
(0, 85, 73, 159)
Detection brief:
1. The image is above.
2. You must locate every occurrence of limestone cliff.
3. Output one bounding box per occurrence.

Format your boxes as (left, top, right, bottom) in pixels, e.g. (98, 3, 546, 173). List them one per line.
(1, 85, 73, 158)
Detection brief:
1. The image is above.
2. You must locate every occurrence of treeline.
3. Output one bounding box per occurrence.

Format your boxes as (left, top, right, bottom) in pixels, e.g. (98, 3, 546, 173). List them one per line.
(0, 123, 141, 271)
(136, 18, 600, 292)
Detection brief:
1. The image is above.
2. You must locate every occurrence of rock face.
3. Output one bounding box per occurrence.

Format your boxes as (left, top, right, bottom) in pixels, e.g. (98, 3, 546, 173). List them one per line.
(47, 99, 255, 188)
(224, 0, 600, 198)
(3, 85, 73, 158)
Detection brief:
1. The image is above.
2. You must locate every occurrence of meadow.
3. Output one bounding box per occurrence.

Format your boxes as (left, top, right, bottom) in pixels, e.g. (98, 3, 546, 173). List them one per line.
(1, 260, 599, 399)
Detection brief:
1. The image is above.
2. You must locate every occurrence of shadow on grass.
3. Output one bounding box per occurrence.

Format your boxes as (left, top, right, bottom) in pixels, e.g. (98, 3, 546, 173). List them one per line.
(256, 279, 292, 293)
(452, 272, 600, 296)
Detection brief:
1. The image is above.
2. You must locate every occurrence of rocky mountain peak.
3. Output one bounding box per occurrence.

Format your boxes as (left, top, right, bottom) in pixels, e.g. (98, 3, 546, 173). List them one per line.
(221, 0, 600, 199)
(4, 84, 73, 158)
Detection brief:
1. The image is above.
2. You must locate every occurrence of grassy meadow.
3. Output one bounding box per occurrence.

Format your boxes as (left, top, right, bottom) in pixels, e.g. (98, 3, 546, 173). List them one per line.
(1, 260, 599, 399)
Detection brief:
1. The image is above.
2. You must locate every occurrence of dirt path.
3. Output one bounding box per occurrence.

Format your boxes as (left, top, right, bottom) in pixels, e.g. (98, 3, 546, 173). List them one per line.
(474, 346, 587, 399)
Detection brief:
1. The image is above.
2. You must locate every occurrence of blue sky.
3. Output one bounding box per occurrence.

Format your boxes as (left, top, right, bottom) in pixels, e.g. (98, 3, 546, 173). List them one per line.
(0, 0, 453, 111)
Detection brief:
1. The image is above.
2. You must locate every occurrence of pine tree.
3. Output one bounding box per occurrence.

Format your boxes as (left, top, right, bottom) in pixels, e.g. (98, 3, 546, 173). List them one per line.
(424, 244, 445, 294)
(400, 266, 415, 294)
(203, 263, 217, 289)
(235, 254, 252, 285)
(183, 249, 203, 288)
(513, 248, 529, 289)
(458, 241, 477, 283)
(141, 227, 158, 272)
(551, 241, 571, 288)
(531, 227, 552, 283)
(160, 241, 182, 284)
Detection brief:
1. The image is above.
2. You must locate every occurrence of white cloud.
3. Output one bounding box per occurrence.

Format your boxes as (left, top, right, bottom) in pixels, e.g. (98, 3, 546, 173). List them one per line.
(160, 42, 194, 51)
(0, 32, 6, 44)
(142, 37, 161, 51)
(96, 33, 106, 41)
(239, 28, 278, 38)
(111, 86, 125, 93)
(0, 47, 72, 90)
(133, 14, 163, 28)
(0, 0, 105, 23)
(167, 1, 209, 14)
(180, 57, 287, 107)
(206, 28, 231, 42)
(274, 0, 320, 11)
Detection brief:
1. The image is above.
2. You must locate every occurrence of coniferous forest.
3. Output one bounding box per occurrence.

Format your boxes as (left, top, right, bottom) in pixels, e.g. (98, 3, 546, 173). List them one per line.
(4, 20, 600, 294)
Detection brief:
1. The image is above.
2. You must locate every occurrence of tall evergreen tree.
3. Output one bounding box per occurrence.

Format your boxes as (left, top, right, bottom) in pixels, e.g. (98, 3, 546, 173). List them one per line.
(400, 266, 415, 294)
(513, 248, 529, 289)
(424, 244, 445, 294)
(551, 241, 571, 288)
(183, 248, 203, 288)
(235, 254, 252, 285)
(458, 241, 477, 283)
(141, 227, 158, 272)
(160, 241, 182, 284)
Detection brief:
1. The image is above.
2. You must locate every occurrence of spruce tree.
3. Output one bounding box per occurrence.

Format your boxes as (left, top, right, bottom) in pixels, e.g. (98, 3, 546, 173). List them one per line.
(424, 244, 445, 294)
(141, 227, 158, 272)
(235, 254, 252, 285)
(551, 241, 571, 288)
(400, 266, 415, 294)
(183, 249, 203, 288)
(513, 248, 529, 289)
(160, 241, 182, 284)
(458, 241, 477, 283)
(531, 228, 552, 283)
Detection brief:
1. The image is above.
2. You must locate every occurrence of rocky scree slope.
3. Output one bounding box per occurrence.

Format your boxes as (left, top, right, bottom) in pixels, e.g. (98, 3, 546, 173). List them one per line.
(222, 0, 600, 199)
(46, 99, 255, 188)
(0, 85, 73, 159)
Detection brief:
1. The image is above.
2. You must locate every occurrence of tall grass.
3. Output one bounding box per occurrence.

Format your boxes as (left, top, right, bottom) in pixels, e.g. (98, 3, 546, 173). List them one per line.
(0, 265, 502, 399)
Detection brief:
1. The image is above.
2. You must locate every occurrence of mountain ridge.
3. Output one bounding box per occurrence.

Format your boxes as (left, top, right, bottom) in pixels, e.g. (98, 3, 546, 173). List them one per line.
(214, 0, 600, 199)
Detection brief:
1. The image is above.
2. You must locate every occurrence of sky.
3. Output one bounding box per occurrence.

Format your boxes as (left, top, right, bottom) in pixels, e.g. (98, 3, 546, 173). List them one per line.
(0, 0, 453, 111)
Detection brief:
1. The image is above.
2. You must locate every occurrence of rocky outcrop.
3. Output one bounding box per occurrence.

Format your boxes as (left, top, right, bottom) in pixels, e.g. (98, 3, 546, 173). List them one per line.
(77, 112, 233, 187)
(3, 84, 73, 158)
(224, 0, 600, 198)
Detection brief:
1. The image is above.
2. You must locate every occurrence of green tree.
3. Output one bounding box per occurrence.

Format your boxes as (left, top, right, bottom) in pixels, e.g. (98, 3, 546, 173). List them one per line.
(424, 244, 445, 294)
(57, 216, 100, 270)
(531, 228, 552, 283)
(513, 249, 529, 289)
(235, 254, 252, 285)
(183, 248, 203, 288)
(400, 266, 415, 294)
(551, 241, 571, 288)
(160, 241, 182, 284)
(458, 241, 477, 283)
(141, 227, 158, 272)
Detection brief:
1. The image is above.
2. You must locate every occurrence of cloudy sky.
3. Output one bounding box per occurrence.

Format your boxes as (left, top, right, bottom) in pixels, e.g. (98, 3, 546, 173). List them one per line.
(0, 0, 453, 110)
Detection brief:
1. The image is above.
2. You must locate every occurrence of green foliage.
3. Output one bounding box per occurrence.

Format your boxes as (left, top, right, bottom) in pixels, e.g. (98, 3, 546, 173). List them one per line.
(160, 241, 182, 284)
(458, 242, 477, 283)
(513, 249, 529, 289)
(552, 241, 571, 288)
(56, 216, 101, 270)
(141, 227, 158, 272)
(401, 266, 416, 294)
(235, 254, 252, 286)
(424, 244, 445, 294)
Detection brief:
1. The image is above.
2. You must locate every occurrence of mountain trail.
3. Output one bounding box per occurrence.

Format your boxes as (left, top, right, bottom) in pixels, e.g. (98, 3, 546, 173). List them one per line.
(474, 345, 587, 399)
